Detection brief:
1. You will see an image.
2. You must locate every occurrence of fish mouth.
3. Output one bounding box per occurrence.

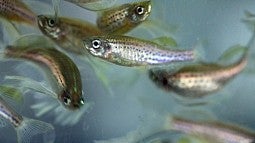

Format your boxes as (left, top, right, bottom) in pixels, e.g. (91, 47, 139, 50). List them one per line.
(37, 15, 47, 28)
(147, 3, 152, 14)
(82, 39, 91, 50)
(72, 103, 81, 109)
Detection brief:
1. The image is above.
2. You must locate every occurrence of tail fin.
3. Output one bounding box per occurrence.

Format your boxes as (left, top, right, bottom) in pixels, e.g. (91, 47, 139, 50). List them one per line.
(0, 18, 21, 43)
(217, 44, 247, 65)
(191, 40, 207, 63)
(16, 117, 55, 143)
(4, 75, 57, 98)
(0, 84, 24, 111)
(243, 10, 255, 32)
(242, 11, 255, 73)
(65, 0, 117, 11)
(52, 0, 60, 19)
(152, 36, 178, 48)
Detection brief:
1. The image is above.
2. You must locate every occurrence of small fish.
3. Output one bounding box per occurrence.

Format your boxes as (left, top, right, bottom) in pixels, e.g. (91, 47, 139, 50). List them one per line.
(149, 45, 248, 98)
(96, 0, 151, 34)
(3, 35, 85, 110)
(0, 86, 55, 143)
(64, 0, 117, 11)
(37, 15, 103, 54)
(83, 35, 194, 66)
(168, 116, 255, 143)
(0, 0, 36, 26)
(149, 57, 247, 97)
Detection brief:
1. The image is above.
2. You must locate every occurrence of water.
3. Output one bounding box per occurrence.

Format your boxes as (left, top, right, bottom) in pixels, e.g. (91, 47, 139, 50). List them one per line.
(1, 0, 255, 143)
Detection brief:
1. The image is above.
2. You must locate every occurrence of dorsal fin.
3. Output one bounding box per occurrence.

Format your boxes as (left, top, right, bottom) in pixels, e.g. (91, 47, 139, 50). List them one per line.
(12, 34, 55, 48)
(64, 0, 117, 11)
(217, 44, 247, 65)
(152, 36, 178, 48)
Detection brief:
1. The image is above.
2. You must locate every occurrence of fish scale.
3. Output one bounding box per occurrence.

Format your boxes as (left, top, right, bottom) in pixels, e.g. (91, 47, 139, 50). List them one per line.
(112, 42, 193, 64)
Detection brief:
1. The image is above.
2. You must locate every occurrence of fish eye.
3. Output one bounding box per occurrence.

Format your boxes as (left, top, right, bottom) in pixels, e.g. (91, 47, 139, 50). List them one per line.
(63, 96, 71, 105)
(92, 39, 101, 49)
(80, 98, 84, 105)
(48, 18, 56, 27)
(135, 6, 145, 15)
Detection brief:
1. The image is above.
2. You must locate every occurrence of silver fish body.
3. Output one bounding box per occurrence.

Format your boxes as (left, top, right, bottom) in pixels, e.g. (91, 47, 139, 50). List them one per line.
(0, 96, 23, 127)
(170, 117, 255, 143)
(149, 55, 247, 97)
(83, 35, 194, 66)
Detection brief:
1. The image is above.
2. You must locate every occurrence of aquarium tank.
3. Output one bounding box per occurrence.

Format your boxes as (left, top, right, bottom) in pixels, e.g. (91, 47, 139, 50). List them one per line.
(1, 0, 255, 143)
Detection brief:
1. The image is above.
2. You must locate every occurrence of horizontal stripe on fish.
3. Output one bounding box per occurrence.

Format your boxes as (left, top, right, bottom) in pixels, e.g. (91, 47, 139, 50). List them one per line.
(83, 35, 194, 66)
(4, 42, 84, 110)
(149, 56, 247, 97)
(0, 0, 36, 25)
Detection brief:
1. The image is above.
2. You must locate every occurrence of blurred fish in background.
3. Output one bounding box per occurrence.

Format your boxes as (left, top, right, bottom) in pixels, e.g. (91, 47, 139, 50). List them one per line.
(96, 0, 151, 34)
(0, 85, 55, 143)
(0, 0, 36, 26)
(64, 0, 117, 11)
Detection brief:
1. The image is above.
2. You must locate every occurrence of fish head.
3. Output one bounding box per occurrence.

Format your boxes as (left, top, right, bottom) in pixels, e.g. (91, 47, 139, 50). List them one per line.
(127, 0, 151, 23)
(59, 89, 85, 110)
(149, 69, 171, 90)
(83, 37, 111, 58)
(37, 15, 62, 40)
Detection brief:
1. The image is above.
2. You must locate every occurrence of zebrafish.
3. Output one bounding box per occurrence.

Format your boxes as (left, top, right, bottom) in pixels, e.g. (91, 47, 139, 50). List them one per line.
(167, 116, 255, 143)
(0, 0, 36, 26)
(0, 85, 55, 143)
(64, 0, 117, 11)
(149, 56, 247, 98)
(83, 35, 194, 66)
(149, 44, 248, 98)
(97, 0, 151, 34)
(3, 35, 85, 110)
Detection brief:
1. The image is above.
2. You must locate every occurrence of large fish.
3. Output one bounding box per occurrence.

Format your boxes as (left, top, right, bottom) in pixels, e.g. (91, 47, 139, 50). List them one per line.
(83, 35, 195, 66)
